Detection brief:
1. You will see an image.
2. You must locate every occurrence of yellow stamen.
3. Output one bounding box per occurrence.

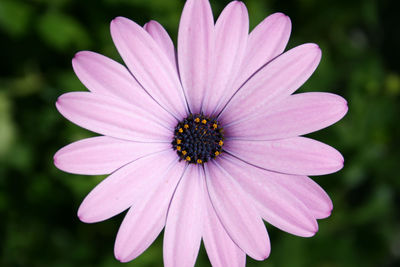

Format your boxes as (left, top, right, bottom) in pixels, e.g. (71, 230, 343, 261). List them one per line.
(194, 118, 200, 123)
(218, 140, 224, 146)
(184, 124, 189, 129)
(197, 159, 203, 164)
(176, 146, 181, 151)
(213, 123, 218, 129)
(182, 150, 187, 155)
(186, 156, 191, 161)
(215, 151, 220, 156)
(178, 128, 183, 133)
(176, 139, 182, 144)
(201, 119, 207, 124)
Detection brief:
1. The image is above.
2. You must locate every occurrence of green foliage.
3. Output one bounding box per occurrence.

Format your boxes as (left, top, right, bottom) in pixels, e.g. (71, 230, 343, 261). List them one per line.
(37, 12, 90, 51)
(0, 0, 33, 37)
(0, 0, 399, 266)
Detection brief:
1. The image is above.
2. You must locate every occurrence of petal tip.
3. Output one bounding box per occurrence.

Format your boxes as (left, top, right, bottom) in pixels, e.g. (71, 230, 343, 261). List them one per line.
(53, 153, 61, 169)
(111, 16, 124, 23)
(302, 224, 319, 238)
(254, 247, 271, 261)
(114, 251, 123, 263)
(114, 247, 131, 263)
(55, 97, 62, 109)
(232, 0, 245, 7)
(341, 98, 349, 115)
(270, 12, 291, 24)
(304, 43, 321, 53)
(144, 19, 157, 28)
(327, 208, 333, 217)
(77, 207, 95, 224)
(262, 250, 271, 260)
(275, 12, 287, 18)
(73, 51, 85, 60)
(110, 16, 127, 29)
(306, 230, 317, 238)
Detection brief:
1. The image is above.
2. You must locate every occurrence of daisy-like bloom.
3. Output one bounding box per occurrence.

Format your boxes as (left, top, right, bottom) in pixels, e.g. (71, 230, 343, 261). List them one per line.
(54, 0, 348, 266)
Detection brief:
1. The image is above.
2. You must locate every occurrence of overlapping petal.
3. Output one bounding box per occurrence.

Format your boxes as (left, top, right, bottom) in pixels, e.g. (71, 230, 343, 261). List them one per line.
(232, 12, 291, 91)
(224, 137, 344, 176)
(220, 43, 322, 124)
(205, 162, 270, 260)
(203, 186, 246, 267)
(163, 165, 204, 267)
(54, 136, 170, 175)
(110, 16, 188, 119)
(226, 92, 348, 140)
(77, 150, 176, 223)
(144, 20, 177, 70)
(71, 51, 177, 127)
(114, 160, 185, 262)
(178, 0, 214, 114)
(266, 174, 333, 219)
(202, 1, 248, 115)
(56, 92, 172, 142)
(218, 155, 318, 236)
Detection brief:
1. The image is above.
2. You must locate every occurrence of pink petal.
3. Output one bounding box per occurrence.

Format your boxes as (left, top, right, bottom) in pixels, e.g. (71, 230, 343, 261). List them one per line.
(110, 17, 188, 119)
(266, 174, 333, 219)
(54, 136, 170, 175)
(226, 92, 348, 140)
(143, 20, 177, 70)
(177, 0, 214, 114)
(220, 43, 322, 124)
(224, 137, 344, 176)
(218, 155, 318, 237)
(114, 159, 185, 262)
(202, 1, 249, 116)
(204, 162, 270, 260)
(56, 92, 172, 142)
(232, 13, 291, 92)
(163, 165, 204, 267)
(71, 51, 176, 127)
(77, 150, 176, 223)
(203, 184, 246, 267)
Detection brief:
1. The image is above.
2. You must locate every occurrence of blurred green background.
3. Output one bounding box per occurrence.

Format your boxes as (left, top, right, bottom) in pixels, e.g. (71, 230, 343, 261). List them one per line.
(0, 0, 399, 266)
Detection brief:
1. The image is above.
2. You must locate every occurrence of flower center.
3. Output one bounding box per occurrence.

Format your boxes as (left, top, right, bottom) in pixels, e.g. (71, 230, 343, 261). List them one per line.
(172, 114, 224, 164)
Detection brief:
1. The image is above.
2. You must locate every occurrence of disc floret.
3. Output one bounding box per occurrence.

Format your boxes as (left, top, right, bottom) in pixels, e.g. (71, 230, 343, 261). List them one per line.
(172, 114, 224, 164)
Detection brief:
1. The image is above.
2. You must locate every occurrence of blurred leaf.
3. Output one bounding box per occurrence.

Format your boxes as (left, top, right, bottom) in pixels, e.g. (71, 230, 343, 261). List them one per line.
(385, 73, 400, 96)
(0, 92, 15, 157)
(0, 0, 32, 37)
(37, 12, 90, 51)
(6, 69, 44, 97)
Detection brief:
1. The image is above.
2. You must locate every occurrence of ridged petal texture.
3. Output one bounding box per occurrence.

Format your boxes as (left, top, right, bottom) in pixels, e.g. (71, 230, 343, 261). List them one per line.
(203, 185, 246, 267)
(178, 0, 214, 114)
(213, 12, 291, 116)
(144, 20, 177, 70)
(205, 162, 270, 260)
(54, 136, 170, 175)
(202, 1, 248, 115)
(225, 92, 348, 140)
(54, 0, 348, 266)
(71, 51, 177, 128)
(56, 92, 172, 142)
(220, 43, 322, 123)
(218, 155, 319, 237)
(110, 16, 188, 120)
(224, 137, 344, 176)
(114, 159, 185, 262)
(163, 165, 204, 267)
(77, 150, 177, 223)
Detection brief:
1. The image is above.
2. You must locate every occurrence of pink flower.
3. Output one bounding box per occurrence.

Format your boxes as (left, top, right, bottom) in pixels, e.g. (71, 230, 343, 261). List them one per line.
(54, 0, 348, 266)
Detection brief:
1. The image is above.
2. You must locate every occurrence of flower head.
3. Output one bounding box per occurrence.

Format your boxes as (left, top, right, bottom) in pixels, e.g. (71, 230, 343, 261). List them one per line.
(54, 0, 348, 266)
